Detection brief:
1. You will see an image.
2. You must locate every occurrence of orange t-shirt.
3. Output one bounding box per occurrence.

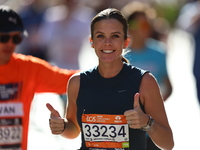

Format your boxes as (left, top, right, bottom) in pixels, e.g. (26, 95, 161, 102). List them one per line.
(0, 53, 77, 150)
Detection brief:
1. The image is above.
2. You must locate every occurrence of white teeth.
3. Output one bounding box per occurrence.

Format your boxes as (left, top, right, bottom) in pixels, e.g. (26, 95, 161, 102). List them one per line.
(103, 50, 113, 53)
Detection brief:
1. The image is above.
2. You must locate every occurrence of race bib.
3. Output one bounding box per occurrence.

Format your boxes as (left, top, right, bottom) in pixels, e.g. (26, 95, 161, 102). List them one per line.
(0, 83, 21, 100)
(0, 102, 23, 149)
(82, 114, 129, 150)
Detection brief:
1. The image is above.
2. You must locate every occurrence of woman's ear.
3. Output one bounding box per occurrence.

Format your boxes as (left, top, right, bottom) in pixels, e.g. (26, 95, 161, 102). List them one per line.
(89, 38, 94, 48)
(123, 37, 130, 49)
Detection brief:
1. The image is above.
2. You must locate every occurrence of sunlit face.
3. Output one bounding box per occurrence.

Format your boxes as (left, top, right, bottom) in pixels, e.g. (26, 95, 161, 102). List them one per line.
(0, 31, 20, 65)
(91, 19, 129, 63)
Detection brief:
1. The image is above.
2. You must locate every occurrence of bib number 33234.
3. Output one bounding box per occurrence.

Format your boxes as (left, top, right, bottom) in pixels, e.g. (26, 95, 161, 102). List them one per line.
(82, 114, 129, 149)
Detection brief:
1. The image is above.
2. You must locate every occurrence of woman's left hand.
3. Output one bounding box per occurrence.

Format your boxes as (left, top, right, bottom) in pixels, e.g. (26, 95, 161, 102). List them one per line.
(124, 93, 149, 129)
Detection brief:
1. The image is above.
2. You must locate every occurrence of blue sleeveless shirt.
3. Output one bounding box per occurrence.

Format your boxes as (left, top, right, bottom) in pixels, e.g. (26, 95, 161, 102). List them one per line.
(77, 63, 148, 150)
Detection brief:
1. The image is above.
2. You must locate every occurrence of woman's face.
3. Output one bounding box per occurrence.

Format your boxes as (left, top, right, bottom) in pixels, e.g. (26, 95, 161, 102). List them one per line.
(91, 19, 128, 63)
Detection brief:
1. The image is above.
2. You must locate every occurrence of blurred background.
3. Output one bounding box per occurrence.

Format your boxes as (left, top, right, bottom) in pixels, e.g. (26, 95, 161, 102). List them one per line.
(1, 0, 200, 149)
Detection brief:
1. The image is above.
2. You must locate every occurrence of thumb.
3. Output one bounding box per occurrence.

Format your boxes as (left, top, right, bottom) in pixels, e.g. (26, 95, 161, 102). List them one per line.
(133, 93, 141, 109)
(46, 103, 61, 118)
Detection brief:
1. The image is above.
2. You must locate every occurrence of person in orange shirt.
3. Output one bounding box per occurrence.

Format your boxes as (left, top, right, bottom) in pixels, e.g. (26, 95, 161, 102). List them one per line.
(0, 5, 77, 150)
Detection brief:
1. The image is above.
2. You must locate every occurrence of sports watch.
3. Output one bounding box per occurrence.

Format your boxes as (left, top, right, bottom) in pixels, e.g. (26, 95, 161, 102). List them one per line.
(140, 115, 154, 131)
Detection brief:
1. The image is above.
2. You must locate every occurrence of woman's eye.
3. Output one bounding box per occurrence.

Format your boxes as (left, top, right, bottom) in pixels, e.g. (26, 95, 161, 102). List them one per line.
(112, 35, 119, 38)
(97, 35, 104, 38)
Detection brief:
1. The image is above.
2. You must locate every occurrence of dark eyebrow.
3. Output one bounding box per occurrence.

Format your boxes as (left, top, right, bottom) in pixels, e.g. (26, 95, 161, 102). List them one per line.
(94, 31, 122, 35)
(112, 32, 121, 35)
(94, 31, 104, 35)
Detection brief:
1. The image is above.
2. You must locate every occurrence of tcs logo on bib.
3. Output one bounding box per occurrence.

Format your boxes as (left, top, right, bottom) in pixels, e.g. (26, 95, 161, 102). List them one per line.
(86, 116, 96, 122)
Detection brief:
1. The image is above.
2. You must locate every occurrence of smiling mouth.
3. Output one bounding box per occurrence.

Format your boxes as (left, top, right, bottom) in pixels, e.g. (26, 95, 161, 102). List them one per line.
(102, 50, 115, 54)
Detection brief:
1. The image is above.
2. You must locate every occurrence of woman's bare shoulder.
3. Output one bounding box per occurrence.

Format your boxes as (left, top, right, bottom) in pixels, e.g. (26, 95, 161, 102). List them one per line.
(139, 72, 162, 104)
(67, 72, 81, 91)
(141, 72, 158, 87)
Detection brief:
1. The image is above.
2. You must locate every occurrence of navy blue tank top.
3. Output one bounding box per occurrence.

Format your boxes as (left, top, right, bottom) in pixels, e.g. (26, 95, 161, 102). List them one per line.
(77, 63, 148, 150)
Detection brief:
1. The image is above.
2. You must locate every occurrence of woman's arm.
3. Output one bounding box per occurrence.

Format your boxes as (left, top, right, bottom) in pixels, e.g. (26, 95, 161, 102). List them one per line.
(140, 73, 174, 150)
(61, 73, 81, 139)
(46, 73, 81, 139)
(124, 72, 174, 150)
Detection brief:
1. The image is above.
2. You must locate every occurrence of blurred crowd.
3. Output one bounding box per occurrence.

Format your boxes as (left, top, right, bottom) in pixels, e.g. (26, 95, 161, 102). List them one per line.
(4, 0, 198, 103)
(1, 0, 132, 70)
(0, 0, 181, 71)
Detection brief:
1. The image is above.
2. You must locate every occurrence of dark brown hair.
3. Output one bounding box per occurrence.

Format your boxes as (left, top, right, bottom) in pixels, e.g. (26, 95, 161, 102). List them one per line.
(90, 8, 129, 63)
(90, 8, 128, 40)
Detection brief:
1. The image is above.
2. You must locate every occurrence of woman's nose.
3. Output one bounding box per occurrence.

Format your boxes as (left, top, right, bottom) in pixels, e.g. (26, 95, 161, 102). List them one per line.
(104, 38, 111, 46)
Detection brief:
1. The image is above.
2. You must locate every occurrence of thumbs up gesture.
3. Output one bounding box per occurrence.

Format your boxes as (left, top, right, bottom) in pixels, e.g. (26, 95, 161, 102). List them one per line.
(124, 93, 149, 129)
(46, 103, 66, 134)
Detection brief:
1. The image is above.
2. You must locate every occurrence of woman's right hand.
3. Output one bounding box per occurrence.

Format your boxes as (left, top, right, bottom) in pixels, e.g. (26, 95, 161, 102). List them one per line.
(46, 103, 65, 135)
